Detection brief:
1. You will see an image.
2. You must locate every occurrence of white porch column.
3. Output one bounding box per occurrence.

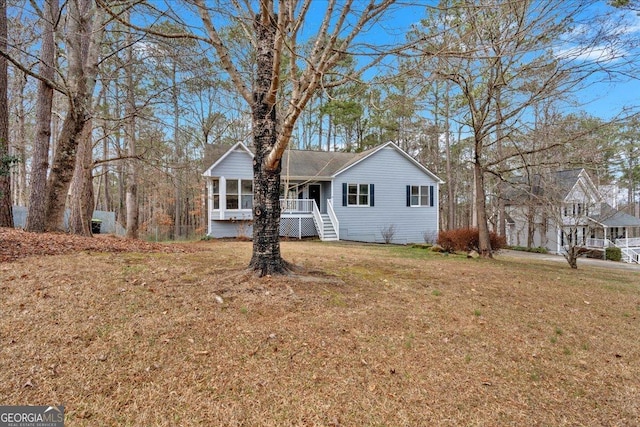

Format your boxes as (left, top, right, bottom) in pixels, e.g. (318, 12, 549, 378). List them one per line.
(207, 177, 213, 233)
(220, 176, 226, 220)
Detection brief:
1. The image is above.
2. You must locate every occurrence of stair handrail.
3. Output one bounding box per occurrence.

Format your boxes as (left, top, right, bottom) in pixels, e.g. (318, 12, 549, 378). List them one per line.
(327, 198, 339, 240)
(312, 200, 324, 240)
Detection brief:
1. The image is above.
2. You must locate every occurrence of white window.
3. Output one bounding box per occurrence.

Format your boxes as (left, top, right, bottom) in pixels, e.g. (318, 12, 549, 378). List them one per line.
(226, 179, 253, 210)
(407, 185, 433, 207)
(241, 180, 253, 209)
(227, 180, 239, 209)
(348, 184, 369, 206)
(212, 179, 220, 209)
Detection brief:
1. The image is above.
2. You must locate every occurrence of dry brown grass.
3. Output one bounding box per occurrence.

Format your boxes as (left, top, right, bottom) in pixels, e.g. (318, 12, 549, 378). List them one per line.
(1, 239, 640, 426)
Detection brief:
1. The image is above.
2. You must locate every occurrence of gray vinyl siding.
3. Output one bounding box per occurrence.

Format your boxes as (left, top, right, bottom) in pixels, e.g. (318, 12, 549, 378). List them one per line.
(209, 219, 253, 238)
(208, 149, 253, 179)
(321, 181, 331, 213)
(333, 146, 439, 244)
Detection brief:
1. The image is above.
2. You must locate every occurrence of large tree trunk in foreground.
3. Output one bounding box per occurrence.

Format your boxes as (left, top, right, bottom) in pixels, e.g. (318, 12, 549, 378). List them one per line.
(25, 0, 58, 232)
(44, 104, 88, 231)
(0, 0, 13, 227)
(248, 13, 289, 276)
(68, 120, 94, 236)
(125, 15, 139, 239)
(474, 161, 493, 258)
(44, 0, 103, 232)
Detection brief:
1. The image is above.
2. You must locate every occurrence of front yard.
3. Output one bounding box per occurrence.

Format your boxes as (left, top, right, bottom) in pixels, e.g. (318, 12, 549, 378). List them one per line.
(1, 235, 639, 425)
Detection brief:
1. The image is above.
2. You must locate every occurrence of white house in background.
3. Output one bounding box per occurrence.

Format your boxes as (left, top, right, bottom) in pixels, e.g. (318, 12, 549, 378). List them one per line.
(505, 168, 640, 263)
(202, 141, 443, 244)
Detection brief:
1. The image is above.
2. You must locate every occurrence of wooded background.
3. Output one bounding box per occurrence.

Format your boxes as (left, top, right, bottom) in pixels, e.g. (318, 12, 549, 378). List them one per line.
(1, 0, 639, 241)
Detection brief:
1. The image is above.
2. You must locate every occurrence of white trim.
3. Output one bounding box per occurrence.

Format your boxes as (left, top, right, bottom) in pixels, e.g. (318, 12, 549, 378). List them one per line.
(346, 183, 370, 207)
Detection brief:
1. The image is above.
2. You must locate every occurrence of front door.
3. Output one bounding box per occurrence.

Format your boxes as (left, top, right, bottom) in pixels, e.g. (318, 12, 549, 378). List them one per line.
(309, 184, 321, 211)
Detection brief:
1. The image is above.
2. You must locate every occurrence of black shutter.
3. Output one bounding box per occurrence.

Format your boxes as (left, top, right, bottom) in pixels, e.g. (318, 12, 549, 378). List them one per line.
(370, 184, 375, 207)
(429, 185, 434, 207)
(342, 183, 347, 206)
(406, 185, 411, 207)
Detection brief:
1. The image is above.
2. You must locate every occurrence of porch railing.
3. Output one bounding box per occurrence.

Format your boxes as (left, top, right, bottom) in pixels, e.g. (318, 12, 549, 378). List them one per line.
(585, 238, 614, 248)
(621, 247, 640, 264)
(615, 237, 640, 247)
(311, 201, 324, 240)
(280, 198, 314, 213)
(327, 198, 339, 240)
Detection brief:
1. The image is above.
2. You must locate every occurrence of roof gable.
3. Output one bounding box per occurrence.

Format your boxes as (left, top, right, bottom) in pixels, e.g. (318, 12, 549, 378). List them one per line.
(505, 168, 602, 204)
(334, 142, 444, 183)
(203, 142, 253, 176)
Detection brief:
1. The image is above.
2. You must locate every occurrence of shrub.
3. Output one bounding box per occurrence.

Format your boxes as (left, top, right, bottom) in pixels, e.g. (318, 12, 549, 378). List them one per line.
(508, 245, 548, 254)
(437, 228, 506, 253)
(605, 247, 622, 262)
(380, 224, 396, 244)
(423, 231, 437, 244)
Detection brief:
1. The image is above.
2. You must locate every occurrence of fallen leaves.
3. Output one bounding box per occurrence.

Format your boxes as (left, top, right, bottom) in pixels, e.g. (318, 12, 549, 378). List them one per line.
(0, 227, 198, 263)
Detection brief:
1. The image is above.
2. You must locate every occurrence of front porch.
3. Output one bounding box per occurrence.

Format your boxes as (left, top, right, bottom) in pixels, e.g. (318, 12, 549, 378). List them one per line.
(208, 198, 339, 241)
(280, 198, 339, 241)
(584, 237, 640, 264)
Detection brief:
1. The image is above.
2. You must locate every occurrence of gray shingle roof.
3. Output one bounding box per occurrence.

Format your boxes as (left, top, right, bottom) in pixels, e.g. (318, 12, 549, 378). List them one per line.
(591, 204, 640, 227)
(203, 141, 443, 183)
(204, 143, 385, 179)
(504, 168, 586, 204)
(281, 149, 368, 179)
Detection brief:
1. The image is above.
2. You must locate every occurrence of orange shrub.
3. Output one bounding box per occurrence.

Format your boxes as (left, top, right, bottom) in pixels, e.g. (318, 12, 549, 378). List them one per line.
(437, 228, 506, 252)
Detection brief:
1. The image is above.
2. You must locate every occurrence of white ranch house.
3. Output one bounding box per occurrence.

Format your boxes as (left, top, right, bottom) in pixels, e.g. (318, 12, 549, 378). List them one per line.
(505, 169, 640, 264)
(203, 142, 443, 244)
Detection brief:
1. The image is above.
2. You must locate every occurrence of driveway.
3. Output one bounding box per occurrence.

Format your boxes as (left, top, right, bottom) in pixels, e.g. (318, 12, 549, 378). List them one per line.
(497, 249, 640, 272)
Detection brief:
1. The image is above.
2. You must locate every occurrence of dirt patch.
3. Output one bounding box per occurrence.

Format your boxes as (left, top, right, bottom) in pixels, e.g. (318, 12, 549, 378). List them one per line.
(1, 239, 640, 425)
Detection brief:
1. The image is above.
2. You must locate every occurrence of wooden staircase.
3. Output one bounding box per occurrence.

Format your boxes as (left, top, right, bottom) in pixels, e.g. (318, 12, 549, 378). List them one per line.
(320, 214, 338, 241)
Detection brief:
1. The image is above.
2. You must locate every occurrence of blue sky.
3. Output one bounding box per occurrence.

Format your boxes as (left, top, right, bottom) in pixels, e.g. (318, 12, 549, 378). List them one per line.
(358, 1, 640, 121)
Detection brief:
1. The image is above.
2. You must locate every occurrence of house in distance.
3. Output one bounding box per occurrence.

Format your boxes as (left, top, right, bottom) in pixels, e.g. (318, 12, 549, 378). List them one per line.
(202, 141, 443, 244)
(505, 168, 640, 263)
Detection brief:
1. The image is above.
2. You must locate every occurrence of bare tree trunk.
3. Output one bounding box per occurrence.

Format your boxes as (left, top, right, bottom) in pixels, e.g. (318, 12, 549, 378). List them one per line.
(14, 73, 27, 207)
(248, 13, 289, 275)
(474, 161, 492, 258)
(444, 87, 455, 230)
(100, 90, 111, 211)
(495, 88, 506, 237)
(0, 0, 12, 227)
(68, 120, 93, 235)
(45, 103, 87, 231)
(25, 0, 58, 232)
(172, 60, 182, 239)
(125, 14, 139, 239)
(44, 0, 103, 232)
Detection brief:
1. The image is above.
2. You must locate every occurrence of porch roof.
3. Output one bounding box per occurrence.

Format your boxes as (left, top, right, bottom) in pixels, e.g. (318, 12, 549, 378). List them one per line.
(590, 204, 640, 228)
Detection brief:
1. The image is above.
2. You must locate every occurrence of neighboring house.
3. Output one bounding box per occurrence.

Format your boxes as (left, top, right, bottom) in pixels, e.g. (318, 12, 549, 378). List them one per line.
(202, 141, 443, 244)
(505, 168, 640, 263)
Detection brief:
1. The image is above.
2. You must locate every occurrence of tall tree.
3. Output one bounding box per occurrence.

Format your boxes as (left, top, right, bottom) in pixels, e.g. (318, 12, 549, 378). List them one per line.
(416, 0, 631, 257)
(124, 11, 139, 239)
(25, 0, 58, 232)
(44, 0, 104, 232)
(0, 0, 12, 227)
(111, 0, 397, 274)
(204, 0, 395, 274)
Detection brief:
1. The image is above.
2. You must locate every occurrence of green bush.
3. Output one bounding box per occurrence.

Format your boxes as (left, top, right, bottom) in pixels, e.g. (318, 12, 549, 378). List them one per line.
(437, 228, 506, 253)
(508, 245, 548, 254)
(605, 247, 622, 262)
